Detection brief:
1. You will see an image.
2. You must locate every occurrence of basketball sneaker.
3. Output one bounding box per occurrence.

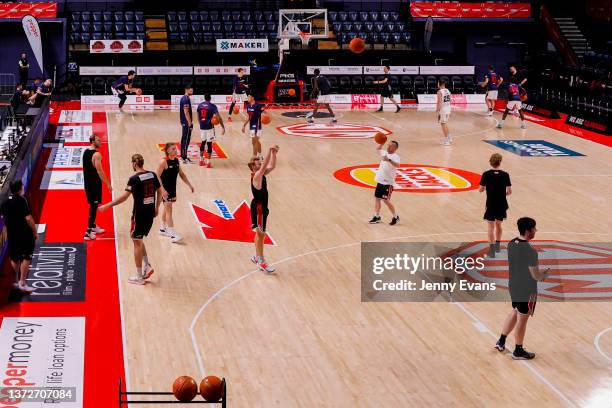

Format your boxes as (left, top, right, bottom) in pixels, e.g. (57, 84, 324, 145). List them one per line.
(84, 230, 96, 241)
(159, 226, 170, 237)
(143, 264, 154, 279)
(495, 241, 502, 253)
(170, 233, 182, 243)
(487, 110, 493, 116)
(199, 159, 205, 166)
(390, 215, 400, 226)
(257, 259, 275, 274)
(494, 340, 505, 352)
(207, 162, 213, 168)
(520, 123, 527, 129)
(497, 123, 504, 129)
(331, 117, 337, 124)
(395, 106, 401, 113)
(128, 276, 146, 285)
(512, 347, 535, 360)
(18, 283, 35, 293)
(369, 215, 381, 224)
(92, 225, 105, 234)
(228, 117, 232, 123)
(376, 107, 383, 112)
(307, 117, 314, 124)
(486, 246, 496, 258)
(442, 139, 452, 146)
(250, 255, 259, 265)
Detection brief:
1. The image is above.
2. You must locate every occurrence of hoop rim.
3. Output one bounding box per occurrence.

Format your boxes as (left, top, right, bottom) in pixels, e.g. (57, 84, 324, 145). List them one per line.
(298, 31, 311, 46)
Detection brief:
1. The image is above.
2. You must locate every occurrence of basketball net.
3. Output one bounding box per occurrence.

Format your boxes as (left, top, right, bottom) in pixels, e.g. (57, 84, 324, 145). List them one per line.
(299, 31, 311, 47)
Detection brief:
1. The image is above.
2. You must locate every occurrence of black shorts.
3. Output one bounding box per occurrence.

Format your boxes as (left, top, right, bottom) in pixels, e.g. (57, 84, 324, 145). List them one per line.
(374, 183, 393, 199)
(484, 207, 507, 221)
(130, 213, 154, 240)
(8, 236, 35, 262)
(85, 182, 102, 204)
(512, 293, 537, 316)
(250, 201, 269, 232)
(381, 89, 393, 98)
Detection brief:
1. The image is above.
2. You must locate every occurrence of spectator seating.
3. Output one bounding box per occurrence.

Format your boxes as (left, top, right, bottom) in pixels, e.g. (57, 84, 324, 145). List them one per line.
(70, 10, 146, 44)
(329, 11, 410, 47)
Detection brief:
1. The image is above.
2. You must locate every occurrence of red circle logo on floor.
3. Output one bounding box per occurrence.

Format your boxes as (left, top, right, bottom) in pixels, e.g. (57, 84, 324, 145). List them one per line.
(333, 164, 481, 193)
(277, 122, 392, 139)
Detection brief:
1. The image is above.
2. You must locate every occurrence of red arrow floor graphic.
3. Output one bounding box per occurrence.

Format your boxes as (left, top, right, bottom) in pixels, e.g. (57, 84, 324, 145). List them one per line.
(191, 200, 275, 245)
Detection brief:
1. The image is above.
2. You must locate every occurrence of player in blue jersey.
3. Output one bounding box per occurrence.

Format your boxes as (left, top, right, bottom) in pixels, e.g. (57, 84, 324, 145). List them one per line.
(497, 79, 527, 129)
(228, 68, 249, 123)
(197, 94, 225, 168)
(483, 65, 503, 116)
(110, 70, 136, 111)
(242, 94, 265, 160)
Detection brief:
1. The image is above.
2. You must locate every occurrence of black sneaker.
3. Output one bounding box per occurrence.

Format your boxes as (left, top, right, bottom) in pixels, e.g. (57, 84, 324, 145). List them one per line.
(368, 215, 381, 224)
(495, 241, 501, 253)
(395, 105, 401, 113)
(486, 247, 496, 258)
(376, 107, 383, 112)
(494, 340, 505, 352)
(512, 347, 535, 360)
(390, 216, 400, 225)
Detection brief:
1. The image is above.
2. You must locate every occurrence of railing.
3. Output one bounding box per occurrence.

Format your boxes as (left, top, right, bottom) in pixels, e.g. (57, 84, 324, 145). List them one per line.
(0, 73, 16, 97)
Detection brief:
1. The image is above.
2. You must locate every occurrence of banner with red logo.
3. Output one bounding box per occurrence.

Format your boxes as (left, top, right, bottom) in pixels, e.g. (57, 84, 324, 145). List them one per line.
(22, 15, 44, 73)
(89, 40, 143, 53)
(410, 2, 531, 18)
(0, 2, 57, 18)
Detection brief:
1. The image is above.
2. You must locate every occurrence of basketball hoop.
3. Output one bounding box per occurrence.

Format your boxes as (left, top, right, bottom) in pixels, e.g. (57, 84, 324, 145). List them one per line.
(299, 32, 311, 47)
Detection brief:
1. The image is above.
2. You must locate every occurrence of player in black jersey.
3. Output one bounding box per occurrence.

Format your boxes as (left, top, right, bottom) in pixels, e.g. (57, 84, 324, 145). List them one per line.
(82, 134, 112, 241)
(156, 142, 195, 243)
(374, 66, 401, 113)
(100, 154, 164, 285)
(248, 145, 279, 273)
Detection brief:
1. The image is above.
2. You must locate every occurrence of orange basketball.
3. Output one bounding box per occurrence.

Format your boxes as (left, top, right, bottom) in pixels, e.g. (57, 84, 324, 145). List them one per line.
(172, 376, 198, 402)
(349, 37, 366, 54)
(200, 376, 224, 402)
(211, 115, 219, 126)
(232, 106, 240, 114)
(261, 113, 271, 125)
(374, 132, 387, 144)
(288, 88, 296, 97)
(134, 88, 143, 96)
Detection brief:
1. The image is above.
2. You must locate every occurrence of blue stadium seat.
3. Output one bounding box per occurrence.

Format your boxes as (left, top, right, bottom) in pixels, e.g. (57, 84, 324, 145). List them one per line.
(125, 22, 135, 32)
(369, 12, 379, 21)
(114, 12, 124, 22)
(135, 12, 144, 22)
(352, 76, 364, 92)
(235, 22, 244, 31)
(191, 22, 201, 32)
(71, 21, 80, 32)
(136, 32, 146, 40)
(168, 12, 177, 22)
(235, 33, 246, 39)
(213, 33, 223, 40)
(103, 32, 113, 40)
(359, 12, 369, 22)
(269, 32, 278, 41)
(390, 12, 400, 22)
(203, 33, 213, 43)
(210, 11, 219, 21)
(266, 22, 276, 32)
(70, 33, 80, 43)
(353, 22, 363, 32)
(82, 22, 91, 32)
(232, 11, 241, 21)
(338, 12, 348, 22)
(180, 33, 189, 44)
(244, 22, 254, 32)
(71, 12, 81, 22)
(263, 11, 274, 21)
(349, 12, 358, 22)
(104, 23, 113, 32)
(365, 22, 374, 32)
(256, 22, 266, 32)
(391, 33, 401, 44)
(115, 32, 126, 40)
(329, 11, 337, 22)
(190, 11, 200, 21)
(368, 32, 379, 44)
(193, 33, 203, 44)
(380, 32, 390, 44)
(81, 11, 91, 22)
(386, 23, 395, 32)
(136, 22, 145, 32)
(199, 11, 209, 21)
(124, 11, 134, 22)
(125, 32, 136, 40)
(179, 22, 188, 32)
(81, 32, 91, 43)
(225, 32, 236, 39)
(241, 11, 251, 21)
(224, 23, 234, 32)
(212, 22, 222, 32)
(103, 12, 112, 22)
(169, 33, 180, 42)
(93, 22, 102, 32)
(178, 12, 187, 22)
(375, 22, 384, 33)
(397, 22, 406, 32)
(343, 22, 353, 32)
(92, 12, 102, 22)
(333, 23, 342, 33)
(381, 12, 390, 22)
(254, 11, 263, 21)
(222, 11, 231, 21)
(114, 22, 124, 32)
(202, 22, 211, 32)
(401, 32, 411, 43)
(358, 31, 367, 41)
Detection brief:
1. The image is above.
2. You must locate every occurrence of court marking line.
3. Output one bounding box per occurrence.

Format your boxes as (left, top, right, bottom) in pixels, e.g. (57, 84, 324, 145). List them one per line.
(189, 231, 612, 405)
(594, 326, 612, 364)
(106, 109, 132, 392)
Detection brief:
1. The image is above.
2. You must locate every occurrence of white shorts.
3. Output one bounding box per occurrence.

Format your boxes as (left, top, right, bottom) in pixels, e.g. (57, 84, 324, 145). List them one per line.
(486, 90, 498, 100)
(200, 128, 216, 142)
(438, 111, 451, 124)
(316, 94, 331, 104)
(232, 93, 248, 103)
(250, 129, 262, 138)
(506, 101, 522, 111)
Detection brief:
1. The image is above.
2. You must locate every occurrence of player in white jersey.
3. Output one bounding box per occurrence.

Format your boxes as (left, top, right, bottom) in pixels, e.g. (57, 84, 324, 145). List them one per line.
(436, 79, 453, 146)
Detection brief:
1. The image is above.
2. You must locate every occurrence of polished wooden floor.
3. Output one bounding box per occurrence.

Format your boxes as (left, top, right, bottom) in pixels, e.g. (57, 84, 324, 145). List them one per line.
(106, 105, 612, 407)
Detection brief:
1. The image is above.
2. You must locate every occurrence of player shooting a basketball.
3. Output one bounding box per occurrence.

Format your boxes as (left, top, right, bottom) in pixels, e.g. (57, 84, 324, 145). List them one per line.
(248, 145, 279, 273)
(307, 68, 336, 124)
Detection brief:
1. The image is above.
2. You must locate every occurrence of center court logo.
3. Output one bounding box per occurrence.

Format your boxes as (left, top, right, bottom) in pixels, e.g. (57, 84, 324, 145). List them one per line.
(334, 164, 481, 193)
(277, 123, 392, 139)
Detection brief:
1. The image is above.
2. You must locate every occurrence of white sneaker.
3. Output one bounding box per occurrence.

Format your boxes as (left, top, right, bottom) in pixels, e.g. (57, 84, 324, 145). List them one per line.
(18, 283, 35, 293)
(170, 233, 182, 243)
(159, 228, 170, 237)
(442, 139, 452, 146)
(84, 231, 96, 241)
(487, 111, 493, 116)
(128, 276, 145, 285)
(143, 264, 154, 280)
(251, 255, 259, 265)
(92, 226, 105, 234)
(257, 259, 275, 274)
(520, 123, 527, 129)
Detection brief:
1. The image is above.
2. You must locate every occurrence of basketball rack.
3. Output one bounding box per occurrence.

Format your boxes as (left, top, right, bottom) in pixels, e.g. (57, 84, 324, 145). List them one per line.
(118, 378, 227, 406)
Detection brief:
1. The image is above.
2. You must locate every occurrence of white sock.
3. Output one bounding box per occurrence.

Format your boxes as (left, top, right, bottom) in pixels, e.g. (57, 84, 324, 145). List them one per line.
(160, 222, 166, 230)
(143, 255, 150, 267)
(135, 266, 142, 278)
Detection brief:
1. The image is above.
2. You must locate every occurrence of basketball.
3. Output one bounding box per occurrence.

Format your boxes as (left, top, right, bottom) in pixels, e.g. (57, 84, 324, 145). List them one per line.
(233, 106, 240, 114)
(172, 376, 198, 402)
(261, 113, 271, 124)
(349, 37, 366, 54)
(200, 376, 224, 401)
(134, 88, 143, 96)
(211, 115, 219, 125)
(288, 88, 296, 97)
(374, 132, 387, 144)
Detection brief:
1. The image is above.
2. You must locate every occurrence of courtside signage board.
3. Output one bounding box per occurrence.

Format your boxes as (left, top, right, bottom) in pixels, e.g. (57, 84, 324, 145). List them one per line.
(419, 66, 475, 75)
(0, 317, 85, 405)
(89, 39, 143, 53)
(137, 66, 192, 75)
(485, 140, 584, 157)
(47, 146, 85, 169)
(81, 95, 154, 105)
(363, 66, 419, 75)
(79, 66, 136, 75)
(334, 164, 481, 193)
(418, 94, 486, 104)
(194, 66, 251, 75)
(216, 38, 269, 52)
(54, 126, 93, 144)
(306, 66, 363, 75)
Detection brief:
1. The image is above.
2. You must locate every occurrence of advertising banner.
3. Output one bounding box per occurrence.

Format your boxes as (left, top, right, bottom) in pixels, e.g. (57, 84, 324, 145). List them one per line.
(216, 38, 269, 53)
(89, 39, 143, 53)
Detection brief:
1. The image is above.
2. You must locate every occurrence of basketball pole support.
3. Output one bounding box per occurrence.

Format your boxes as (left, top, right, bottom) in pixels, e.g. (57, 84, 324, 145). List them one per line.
(118, 378, 227, 406)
